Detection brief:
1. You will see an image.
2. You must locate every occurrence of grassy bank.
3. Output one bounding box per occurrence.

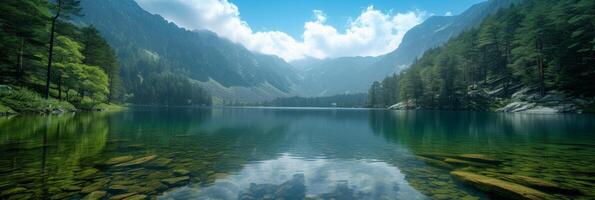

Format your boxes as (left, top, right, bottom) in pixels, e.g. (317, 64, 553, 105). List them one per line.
(0, 86, 125, 115)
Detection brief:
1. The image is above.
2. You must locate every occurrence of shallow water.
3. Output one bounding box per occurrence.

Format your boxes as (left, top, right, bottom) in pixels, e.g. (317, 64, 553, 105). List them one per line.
(0, 107, 594, 199)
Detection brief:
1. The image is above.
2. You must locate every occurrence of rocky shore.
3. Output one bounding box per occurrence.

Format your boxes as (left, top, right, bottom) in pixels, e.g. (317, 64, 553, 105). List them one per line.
(389, 86, 594, 114)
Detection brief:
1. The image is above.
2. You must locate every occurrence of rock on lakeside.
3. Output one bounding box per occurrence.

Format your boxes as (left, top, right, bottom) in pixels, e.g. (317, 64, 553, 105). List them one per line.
(388, 86, 594, 114)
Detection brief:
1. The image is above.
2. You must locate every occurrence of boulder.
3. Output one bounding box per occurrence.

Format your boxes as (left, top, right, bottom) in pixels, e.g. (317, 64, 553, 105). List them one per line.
(451, 171, 554, 200)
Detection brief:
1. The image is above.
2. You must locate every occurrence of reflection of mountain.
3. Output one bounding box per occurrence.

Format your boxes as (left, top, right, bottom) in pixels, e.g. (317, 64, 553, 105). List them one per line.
(161, 155, 426, 200)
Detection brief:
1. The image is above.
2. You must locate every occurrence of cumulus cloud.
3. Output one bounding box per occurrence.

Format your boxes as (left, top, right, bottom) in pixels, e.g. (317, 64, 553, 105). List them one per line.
(135, 0, 426, 61)
(445, 11, 454, 16)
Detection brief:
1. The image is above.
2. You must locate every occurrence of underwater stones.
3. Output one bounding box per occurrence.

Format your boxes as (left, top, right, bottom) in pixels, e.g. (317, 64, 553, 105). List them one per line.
(147, 171, 171, 180)
(82, 180, 109, 193)
(145, 157, 172, 169)
(502, 175, 581, 195)
(0, 187, 27, 197)
(444, 158, 492, 168)
(451, 171, 554, 200)
(50, 192, 77, 200)
(123, 194, 147, 200)
(114, 155, 157, 168)
(77, 168, 99, 180)
(416, 156, 455, 170)
(83, 191, 107, 200)
(161, 176, 189, 186)
(173, 169, 190, 176)
(108, 192, 137, 200)
(144, 181, 167, 193)
(108, 184, 129, 194)
(210, 173, 227, 180)
(456, 154, 503, 165)
(104, 156, 134, 166)
(60, 185, 82, 192)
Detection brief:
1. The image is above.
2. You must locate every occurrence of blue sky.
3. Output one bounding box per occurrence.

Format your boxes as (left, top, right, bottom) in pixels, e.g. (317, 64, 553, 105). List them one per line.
(135, 0, 486, 61)
(230, 0, 485, 38)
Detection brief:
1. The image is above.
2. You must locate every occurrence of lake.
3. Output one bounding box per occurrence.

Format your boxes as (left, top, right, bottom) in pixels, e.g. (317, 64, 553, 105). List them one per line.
(0, 107, 594, 200)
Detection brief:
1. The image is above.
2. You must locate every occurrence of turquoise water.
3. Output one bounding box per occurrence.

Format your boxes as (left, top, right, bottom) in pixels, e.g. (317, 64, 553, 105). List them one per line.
(0, 107, 594, 199)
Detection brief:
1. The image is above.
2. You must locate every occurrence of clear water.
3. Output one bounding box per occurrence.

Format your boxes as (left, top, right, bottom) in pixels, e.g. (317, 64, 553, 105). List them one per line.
(0, 107, 594, 199)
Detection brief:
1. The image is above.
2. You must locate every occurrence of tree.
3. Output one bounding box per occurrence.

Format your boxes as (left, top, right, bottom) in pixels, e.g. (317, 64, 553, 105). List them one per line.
(81, 26, 122, 103)
(0, 0, 49, 84)
(45, 0, 82, 99)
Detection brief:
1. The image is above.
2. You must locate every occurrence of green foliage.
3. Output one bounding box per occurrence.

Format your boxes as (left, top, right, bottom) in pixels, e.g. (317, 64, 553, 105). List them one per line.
(0, 86, 75, 113)
(368, 0, 595, 109)
(260, 94, 367, 108)
(131, 72, 212, 106)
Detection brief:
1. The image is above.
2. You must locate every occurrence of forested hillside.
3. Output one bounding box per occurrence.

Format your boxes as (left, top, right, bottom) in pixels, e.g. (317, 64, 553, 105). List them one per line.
(368, 0, 595, 113)
(77, 0, 297, 103)
(0, 0, 124, 113)
(293, 0, 521, 97)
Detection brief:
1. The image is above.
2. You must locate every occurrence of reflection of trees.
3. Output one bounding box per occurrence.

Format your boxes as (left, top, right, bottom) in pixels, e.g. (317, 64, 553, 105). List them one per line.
(0, 112, 111, 198)
(368, 110, 595, 154)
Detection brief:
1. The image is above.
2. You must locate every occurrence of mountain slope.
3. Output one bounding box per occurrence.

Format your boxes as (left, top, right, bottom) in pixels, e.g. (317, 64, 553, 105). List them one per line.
(295, 0, 522, 97)
(77, 0, 298, 102)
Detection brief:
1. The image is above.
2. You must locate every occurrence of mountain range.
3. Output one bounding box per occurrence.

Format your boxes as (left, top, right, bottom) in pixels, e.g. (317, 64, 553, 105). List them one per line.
(77, 0, 521, 102)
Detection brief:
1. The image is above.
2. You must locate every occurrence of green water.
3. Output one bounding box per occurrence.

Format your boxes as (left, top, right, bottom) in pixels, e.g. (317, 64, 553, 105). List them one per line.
(0, 107, 594, 200)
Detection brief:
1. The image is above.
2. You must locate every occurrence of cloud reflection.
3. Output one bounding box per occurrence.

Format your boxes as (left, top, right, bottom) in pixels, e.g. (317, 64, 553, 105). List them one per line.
(159, 154, 427, 200)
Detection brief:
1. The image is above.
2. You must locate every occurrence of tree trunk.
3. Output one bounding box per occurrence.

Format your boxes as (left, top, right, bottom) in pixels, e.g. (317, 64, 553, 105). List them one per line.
(16, 38, 24, 85)
(45, 0, 61, 99)
(57, 74, 62, 101)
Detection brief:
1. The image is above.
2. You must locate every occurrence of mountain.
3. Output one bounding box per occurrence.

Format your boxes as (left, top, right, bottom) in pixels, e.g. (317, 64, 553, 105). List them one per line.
(371, 0, 524, 69)
(295, 0, 522, 97)
(291, 56, 380, 96)
(77, 0, 298, 103)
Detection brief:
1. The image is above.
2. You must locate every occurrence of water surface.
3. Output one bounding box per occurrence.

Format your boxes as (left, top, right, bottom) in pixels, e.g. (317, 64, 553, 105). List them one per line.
(0, 108, 594, 199)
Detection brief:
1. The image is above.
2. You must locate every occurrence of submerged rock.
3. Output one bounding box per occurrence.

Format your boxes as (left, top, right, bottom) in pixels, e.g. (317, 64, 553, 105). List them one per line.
(173, 169, 190, 176)
(161, 176, 189, 186)
(416, 156, 454, 170)
(444, 158, 492, 168)
(456, 154, 502, 165)
(0, 187, 27, 197)
(77, 168, 99, 180)
(108, 184, 129, 194)
(83, 191, 107, 200)
(82, 180, 109, 194)
(451, 171, 554, 200)
(114, 155, 157, 168)
(108, 192, 137, 200)
(104, 156, 134, 166)
(123, 194, 147, 200)
(502, 175, 581, 195)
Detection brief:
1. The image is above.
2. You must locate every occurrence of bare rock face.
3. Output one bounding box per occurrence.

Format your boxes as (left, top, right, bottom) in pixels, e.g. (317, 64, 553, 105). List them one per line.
(450, 171, 554, 200)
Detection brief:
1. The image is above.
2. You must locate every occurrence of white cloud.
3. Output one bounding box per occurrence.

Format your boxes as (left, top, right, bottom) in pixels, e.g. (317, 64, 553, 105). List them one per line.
(135, 0, 427, 61)
(445, 11, 453, 16)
